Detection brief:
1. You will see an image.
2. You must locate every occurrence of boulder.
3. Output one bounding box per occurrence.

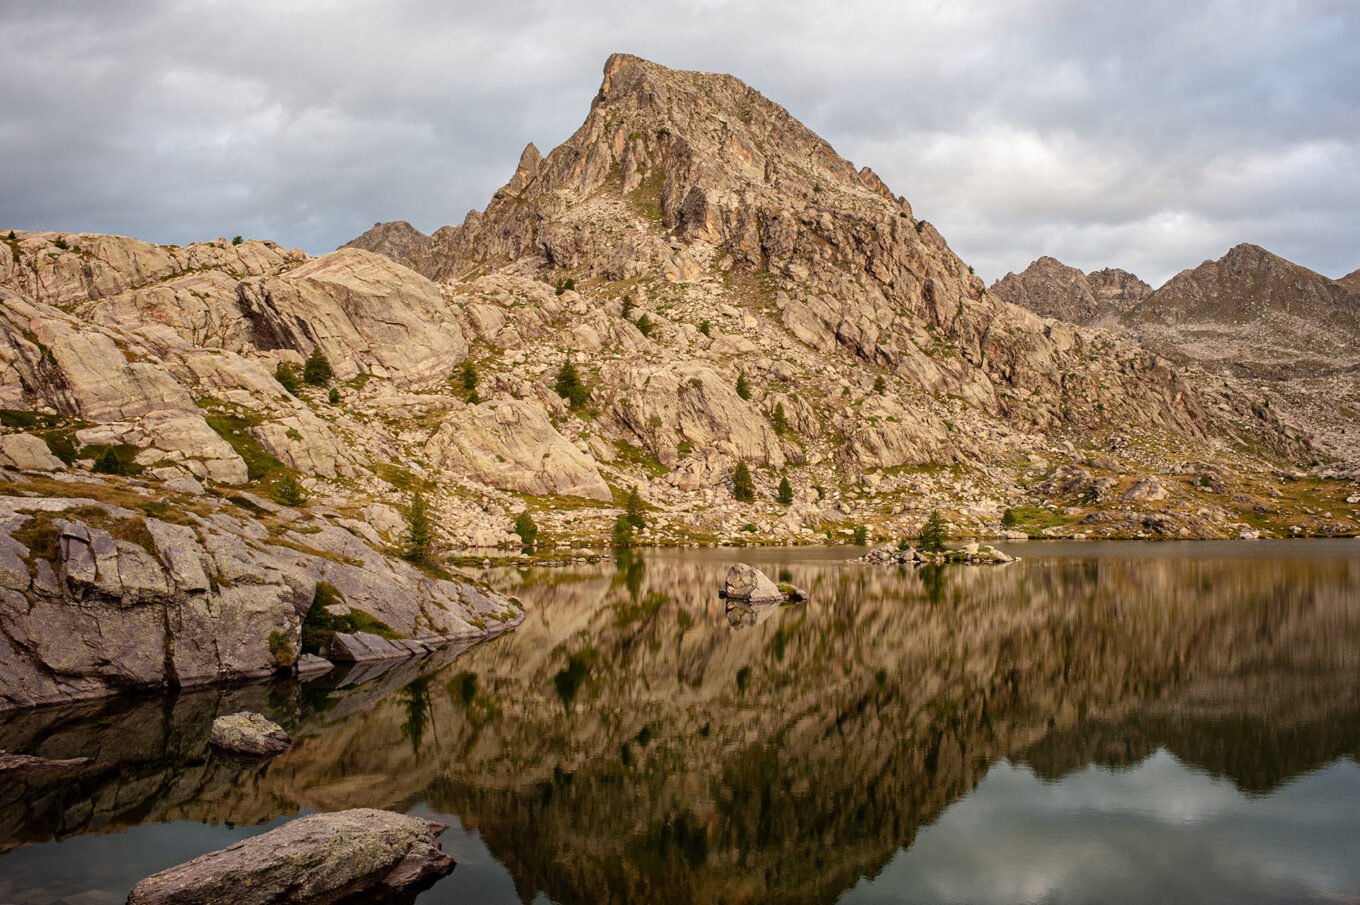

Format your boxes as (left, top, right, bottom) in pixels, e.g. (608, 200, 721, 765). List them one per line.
(125, 808, 455, 905)
(208, 711, 291, 757)
(296, 654, 335, 676)
(720, 563, 784, 603)
(0, 432, 64, 471)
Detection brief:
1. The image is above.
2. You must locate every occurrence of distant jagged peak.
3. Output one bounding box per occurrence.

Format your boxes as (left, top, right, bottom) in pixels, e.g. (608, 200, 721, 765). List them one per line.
(342, 220, 429, 267)
(990, 256, 1148, 327)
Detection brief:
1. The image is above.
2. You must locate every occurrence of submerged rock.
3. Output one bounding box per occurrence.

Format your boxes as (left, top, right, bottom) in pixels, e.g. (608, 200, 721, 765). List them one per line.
(208, 711, 291, 757)
(125, 808, 455, 905)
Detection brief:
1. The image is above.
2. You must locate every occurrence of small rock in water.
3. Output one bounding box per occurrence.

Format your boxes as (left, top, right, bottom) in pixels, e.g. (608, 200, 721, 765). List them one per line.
(721, 563, 785, 603)
(125, 808, 455, 905)
(296, 654, 334, 676)
(208, 711, 291, 757)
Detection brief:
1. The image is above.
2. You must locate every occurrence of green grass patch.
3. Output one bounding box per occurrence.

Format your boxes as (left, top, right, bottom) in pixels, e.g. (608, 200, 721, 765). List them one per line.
(1002, 505, 1073, 537)
(299, 581, 402, 654)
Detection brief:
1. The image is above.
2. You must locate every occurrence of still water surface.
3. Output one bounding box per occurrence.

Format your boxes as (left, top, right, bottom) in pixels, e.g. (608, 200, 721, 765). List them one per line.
(2, 541, 1358, 904)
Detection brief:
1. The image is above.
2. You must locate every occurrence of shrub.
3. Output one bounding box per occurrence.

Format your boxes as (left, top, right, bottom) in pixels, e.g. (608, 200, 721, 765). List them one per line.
(874, 375, 887, 394)
(1001, 507, 1019, 528)
(274, 361, 300, 395)
(771, 402, 787, 436)
(735, 374, 751, 401)
(635, 313, 654, 337)
(554, 277, 576, 295)
(625, 486, 646, 529)
(732, 461, 754, 502)
(554, 358, 588, 409)
(513, 511, 539, 548)
(5, 230, 14, 241)
(853, 525, 869, 545)
(621, 295, 635, 319)
(53, 235, 69, 250)
(699, 319, 712, 337)
(777, 476, 794, 505)
(268, 630, 295, 668)
(303, 348, 332, 386)
(328, 387, 341, 404)
(919, 509, 949, 552)
(231, 235, 243, 245)
(274, 474, 306, 506)
(612, 514, 634, 547)
(403, 489, 432, 563)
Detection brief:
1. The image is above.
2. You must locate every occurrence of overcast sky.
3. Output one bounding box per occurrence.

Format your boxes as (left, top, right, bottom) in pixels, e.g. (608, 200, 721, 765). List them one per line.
(1, 0, 1356, 286)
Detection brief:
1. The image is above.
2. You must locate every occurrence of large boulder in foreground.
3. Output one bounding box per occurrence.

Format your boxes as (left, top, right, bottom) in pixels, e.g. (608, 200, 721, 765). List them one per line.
(125, 808, 455, 905)
(208, 712, 291, 757)
(720, 563, 785, 604)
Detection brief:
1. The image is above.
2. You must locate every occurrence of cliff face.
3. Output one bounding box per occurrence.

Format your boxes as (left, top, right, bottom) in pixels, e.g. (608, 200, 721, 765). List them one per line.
(993, 244, 1360, 464)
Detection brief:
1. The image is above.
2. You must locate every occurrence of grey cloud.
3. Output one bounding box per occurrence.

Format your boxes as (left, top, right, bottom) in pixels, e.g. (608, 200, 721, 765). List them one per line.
(1, 0, 1355, 286)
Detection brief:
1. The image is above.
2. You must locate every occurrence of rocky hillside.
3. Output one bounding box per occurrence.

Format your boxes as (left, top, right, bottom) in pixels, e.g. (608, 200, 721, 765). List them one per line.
(992, 244, 1360, 464)
(1, 55, 1356, 712)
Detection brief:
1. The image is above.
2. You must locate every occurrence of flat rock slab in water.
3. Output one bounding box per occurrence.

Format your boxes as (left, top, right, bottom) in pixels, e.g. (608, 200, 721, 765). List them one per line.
(125, 808, 455, 905)
(0, 752, 95, 774)
(208, 711, 291, 757)
(327, 631, 435, 662)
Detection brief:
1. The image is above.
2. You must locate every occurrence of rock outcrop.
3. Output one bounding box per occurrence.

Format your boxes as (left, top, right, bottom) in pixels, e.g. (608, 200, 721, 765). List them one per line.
(0, 493, 520, 711)
(125, 808, 455, 905)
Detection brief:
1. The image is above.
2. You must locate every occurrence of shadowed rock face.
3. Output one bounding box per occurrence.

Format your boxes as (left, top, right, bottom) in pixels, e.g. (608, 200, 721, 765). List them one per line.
(2, 547, 1357, 905)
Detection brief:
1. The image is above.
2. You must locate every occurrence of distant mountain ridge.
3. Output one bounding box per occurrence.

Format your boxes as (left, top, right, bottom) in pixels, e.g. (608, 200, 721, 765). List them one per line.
(991, 243, 1360, 463)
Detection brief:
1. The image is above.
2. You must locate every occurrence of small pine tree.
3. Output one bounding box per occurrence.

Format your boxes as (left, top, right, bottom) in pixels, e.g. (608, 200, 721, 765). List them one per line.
(554, 277, 576, 296)
(620, 295, 635, 319)
(6, 231, 15, 241)
(231, 235, 243, 246)
(735, 374, 752, 401)
(919, 510, 949, 553)
(699, 319, 712, 337)
(461, 361, 480, 403)
(1001, 507, 1019, 529)
(853, 525, 869, 545)
(776, 475, 794, 505)
(612, 513, 635, 547)
(625, 486, 646, 529)
(513, 511, 538, 548)
(303, 348, 332, 386)
(92, 447, 126, 476)
(873, 375, 887, 394)
(275, 474, 306, 506)
(771, 402, 787, 436)
(554, 358, 588, 409)
(274, 361, 300, 395)
(732, 461, 754, 502)
(53, 235, 69, 250)
(328, 387, 341, 404)
(635, 313, 654, 337)
(403, 490, 433, 563)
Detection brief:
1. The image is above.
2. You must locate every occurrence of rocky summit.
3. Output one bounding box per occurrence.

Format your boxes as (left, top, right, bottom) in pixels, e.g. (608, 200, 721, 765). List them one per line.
(2, 54, 1358, 709)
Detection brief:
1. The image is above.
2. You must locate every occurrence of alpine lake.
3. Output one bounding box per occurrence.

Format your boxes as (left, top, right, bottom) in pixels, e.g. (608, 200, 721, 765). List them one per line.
(2, 540, 1358, 905)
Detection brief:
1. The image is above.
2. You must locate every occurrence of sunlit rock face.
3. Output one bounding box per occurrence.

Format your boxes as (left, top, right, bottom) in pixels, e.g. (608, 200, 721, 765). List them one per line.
(3, 546, 1357, 904)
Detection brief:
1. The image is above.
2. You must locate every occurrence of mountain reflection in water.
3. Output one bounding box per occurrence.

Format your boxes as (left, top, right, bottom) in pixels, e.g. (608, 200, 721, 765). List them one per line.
(1, 541, 1358, 905)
